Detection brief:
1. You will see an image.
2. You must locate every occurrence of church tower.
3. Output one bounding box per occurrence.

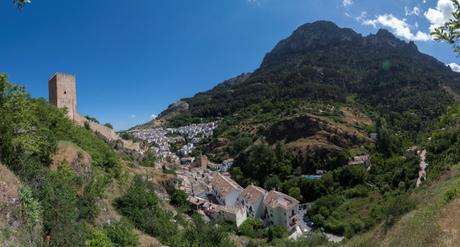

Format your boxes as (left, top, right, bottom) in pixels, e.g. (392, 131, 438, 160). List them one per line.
(48, 73, 77, 120)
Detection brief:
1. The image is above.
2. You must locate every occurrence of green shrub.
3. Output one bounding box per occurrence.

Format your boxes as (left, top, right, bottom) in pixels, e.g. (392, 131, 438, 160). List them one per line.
(238, 218, 265, 239)
(139, 152, 157, 167)
(19, 184, 42, 227)
(115, 176, 178, 244)
(382, 195, 416, 227)
(170, 190, 189, 210)
(265, 225, 288, 242)
(41, 165, 84, 247)
(85, 227, 114, 247)
(104, 220, 139, 247)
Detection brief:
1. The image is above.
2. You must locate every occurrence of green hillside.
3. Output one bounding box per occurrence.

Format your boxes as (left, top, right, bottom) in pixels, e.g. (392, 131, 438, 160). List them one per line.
(135, 21, 460, 243)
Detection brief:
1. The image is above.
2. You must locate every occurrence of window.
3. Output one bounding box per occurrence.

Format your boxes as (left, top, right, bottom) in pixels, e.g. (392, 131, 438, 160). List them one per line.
(64, 91, 67, 95)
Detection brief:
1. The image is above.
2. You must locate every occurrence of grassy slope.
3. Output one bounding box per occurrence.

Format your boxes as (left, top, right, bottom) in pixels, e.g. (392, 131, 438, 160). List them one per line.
(344, 164, 460, 247)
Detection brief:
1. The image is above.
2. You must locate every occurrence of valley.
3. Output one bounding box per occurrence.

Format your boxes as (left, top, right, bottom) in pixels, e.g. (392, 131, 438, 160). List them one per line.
(3, 13, 460, 247)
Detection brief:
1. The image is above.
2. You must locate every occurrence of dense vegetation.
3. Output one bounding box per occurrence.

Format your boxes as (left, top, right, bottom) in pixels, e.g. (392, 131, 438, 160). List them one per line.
(116, 175, 234, 247)
(0, 74, 136, 246)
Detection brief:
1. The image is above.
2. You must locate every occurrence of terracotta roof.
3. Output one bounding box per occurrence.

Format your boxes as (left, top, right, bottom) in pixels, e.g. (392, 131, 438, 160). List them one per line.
(240, 185, 267, 205)
(211, 173, 242, 197)
(263, 191, 299, 209)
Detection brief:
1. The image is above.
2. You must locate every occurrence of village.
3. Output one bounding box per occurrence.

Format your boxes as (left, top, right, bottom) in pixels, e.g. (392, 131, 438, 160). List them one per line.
(128, 121, 359, 241)
(128, 122, 218, 164)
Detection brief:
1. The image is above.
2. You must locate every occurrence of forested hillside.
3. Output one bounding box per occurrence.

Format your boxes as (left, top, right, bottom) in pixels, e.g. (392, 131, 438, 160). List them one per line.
(135, 21, 460, 243)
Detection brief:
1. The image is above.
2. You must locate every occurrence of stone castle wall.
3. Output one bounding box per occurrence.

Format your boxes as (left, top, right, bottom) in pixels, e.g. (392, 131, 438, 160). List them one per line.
(74, 110, 143, 153)
(49, 73, 143, 153)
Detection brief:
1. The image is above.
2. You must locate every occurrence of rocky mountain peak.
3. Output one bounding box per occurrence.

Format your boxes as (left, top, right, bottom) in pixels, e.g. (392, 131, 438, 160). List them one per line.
(261, 21, 362, 67)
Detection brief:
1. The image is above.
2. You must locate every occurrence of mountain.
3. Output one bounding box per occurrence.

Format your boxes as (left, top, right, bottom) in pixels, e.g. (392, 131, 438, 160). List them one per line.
(139, 20, 460, 166)
(147, 21, 460, 128)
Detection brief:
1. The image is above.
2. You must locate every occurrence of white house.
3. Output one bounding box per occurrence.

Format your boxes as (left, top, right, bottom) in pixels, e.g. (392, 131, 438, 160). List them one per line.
(237, 185, 267, 218)
(211, 173, 243, 206)
(263, 191, 300, 232)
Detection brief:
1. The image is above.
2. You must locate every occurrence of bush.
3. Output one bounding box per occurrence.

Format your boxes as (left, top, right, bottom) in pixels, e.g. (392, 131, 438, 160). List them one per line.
(85, 227, 114, 247)
(238, 218, 265, 239)
(139, 152, 157, 167)
(104, 123, 113, 129)
(170, 190, 189, 210)
(265, 225, 288, 242)
(444, 188, 460, 203)
(344, 185, 369, 198)
(19, 184, 42, 227)
(115, 176, 178, 244)
(104, 220, 139, 247)
(382, 195, 416, 227)
(41, 165, 83, 247)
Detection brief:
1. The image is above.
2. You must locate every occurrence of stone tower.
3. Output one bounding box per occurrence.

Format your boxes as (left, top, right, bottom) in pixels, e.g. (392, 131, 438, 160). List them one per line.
(48, 73, 77, 120)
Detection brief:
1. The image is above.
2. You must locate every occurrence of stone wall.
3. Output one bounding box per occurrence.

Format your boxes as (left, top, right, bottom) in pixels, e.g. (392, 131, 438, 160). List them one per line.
(74, 113, 143, 153)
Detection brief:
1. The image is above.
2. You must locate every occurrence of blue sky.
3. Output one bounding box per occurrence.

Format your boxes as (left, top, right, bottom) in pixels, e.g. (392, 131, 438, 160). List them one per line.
(1, 0, 459, 130)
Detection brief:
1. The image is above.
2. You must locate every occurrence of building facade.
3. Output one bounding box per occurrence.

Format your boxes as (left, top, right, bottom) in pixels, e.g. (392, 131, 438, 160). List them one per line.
(211, 173, 243, 206)
(263, 191, 300, 232)
(237, 185, 267, 218)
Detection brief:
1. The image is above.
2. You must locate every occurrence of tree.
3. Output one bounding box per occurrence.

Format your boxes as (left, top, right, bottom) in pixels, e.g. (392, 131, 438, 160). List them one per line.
(104, 123, 113, 129)
(238, 218, 265, 239)
(15, 0, 31, 9)
(432, 0, 460, 54)
(265, 225, 288, 242)
(288, 187, 303, 202)
(170, 190, 189, 210)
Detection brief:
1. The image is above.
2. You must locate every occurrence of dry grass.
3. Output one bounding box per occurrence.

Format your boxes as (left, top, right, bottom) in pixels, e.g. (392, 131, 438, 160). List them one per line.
(50, 141, 92, 176)
(0, 164, 19, 204)
(438, 198, 460, 246)
(340, 107, 373, 127)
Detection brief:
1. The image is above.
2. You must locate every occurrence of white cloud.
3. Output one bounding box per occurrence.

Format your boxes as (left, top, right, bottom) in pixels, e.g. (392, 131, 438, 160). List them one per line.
(343, 0, 353, 7)
(405, 6, 421, 16)
(363, 14, 431, 41)
(447, 62, 460, 72)
(424, 0, 456, 31)
(130, 114, 137, 118)
(356, 11, 367, 22)
(150, 114, 158, 119)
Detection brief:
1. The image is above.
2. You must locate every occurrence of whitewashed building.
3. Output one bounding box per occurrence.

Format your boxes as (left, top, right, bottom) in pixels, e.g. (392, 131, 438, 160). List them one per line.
(211, 173, 243, 206)
(237, 185, 267, 218)
(263, 191, 300, 232)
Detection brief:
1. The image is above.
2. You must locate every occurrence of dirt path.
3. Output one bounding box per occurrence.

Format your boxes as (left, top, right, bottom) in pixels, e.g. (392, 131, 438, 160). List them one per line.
(416, 150, 428, 188)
